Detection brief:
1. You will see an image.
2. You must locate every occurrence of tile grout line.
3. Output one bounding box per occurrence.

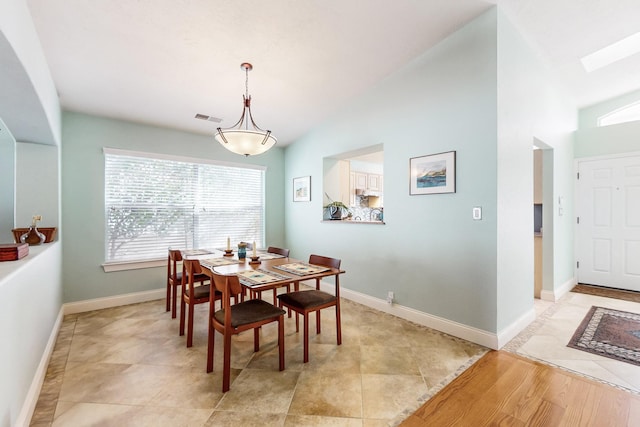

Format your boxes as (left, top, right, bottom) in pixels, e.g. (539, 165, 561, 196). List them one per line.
(30, 317, 78, 426)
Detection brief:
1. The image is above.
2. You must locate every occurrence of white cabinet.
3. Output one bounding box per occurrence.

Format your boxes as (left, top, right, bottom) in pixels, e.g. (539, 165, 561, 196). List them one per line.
(367, 174, 382, 192)
(352, 171, 383, 207)
(354, 172, 368, 190)
(354, 172, 381, 192)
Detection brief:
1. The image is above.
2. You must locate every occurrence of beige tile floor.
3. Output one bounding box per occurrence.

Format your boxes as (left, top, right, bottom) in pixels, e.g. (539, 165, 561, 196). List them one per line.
(504, 291, 640, 394)
(32, 288, 640, 426)
(30, 292, 487, 427)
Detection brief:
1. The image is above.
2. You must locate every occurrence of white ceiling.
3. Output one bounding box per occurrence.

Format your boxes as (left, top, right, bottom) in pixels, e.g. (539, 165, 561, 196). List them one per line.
(14, 0, 640, 146)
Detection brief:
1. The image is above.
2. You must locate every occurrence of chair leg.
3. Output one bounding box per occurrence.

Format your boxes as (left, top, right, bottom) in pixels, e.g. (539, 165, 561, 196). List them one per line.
(207, 323, 215, 373)
(166, 280, 170, 312)
(284, 284, 292, 318)
(253, 328, 260, 352)
(222, 332, 232, 392)
(187, 301, 195, 347)
(278, 315, 285, 371)
(179, 296, 186, 336)
(171, 282, 178, 318)
(336, 301, 342, 345)
(316, 311, 321, 334)
(303, 312, 310, 363)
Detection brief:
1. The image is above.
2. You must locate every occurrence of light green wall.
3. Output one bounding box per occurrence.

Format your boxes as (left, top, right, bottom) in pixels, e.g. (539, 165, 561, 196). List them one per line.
(0, 118, 15, 242)
(496, 11, 577, 330)
(284, 7, 577, 336)
(285, 10, 499, 332)
(15, 142, 59, 229)
(61, 112, 285, 303)
(575, 90, 640, 158)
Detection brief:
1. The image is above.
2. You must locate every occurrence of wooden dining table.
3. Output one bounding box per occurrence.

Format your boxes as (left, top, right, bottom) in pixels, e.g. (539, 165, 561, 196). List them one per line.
(193, 250, 345, 297)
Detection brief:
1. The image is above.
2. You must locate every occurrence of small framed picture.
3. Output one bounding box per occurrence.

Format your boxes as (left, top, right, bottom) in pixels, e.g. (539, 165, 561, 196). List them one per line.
(293, 176, 311, 202)
(410, 151, 456, 195)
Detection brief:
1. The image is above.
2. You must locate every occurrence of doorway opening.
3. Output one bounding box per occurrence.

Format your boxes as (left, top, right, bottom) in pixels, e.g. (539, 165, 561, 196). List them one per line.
(533, 139, 554, 300)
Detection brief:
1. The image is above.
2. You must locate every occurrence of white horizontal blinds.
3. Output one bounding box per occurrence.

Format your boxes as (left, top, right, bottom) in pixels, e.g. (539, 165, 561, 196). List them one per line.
(194, 165, 264, 250)
(104, 151, 265, 263)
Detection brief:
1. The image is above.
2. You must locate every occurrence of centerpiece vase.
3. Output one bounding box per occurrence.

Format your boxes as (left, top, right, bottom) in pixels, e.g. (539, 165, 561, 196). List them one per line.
(20, 226, 45, 245)
(237, 243, 247, 260)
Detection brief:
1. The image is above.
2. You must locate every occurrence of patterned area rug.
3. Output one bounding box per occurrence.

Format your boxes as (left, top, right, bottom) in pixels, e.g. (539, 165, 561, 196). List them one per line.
(568, 305, 640, 366)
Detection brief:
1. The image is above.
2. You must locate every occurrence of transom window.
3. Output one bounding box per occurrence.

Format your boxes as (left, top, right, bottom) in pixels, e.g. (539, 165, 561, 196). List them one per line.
(598, 101, 640, 127)
(104, 148, 265, 264)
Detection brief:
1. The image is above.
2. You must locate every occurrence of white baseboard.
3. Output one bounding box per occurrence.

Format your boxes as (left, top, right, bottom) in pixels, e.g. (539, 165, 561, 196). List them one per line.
(63, 288, 165, 315)
(540, 277, 576, 302)
(323, 280, 500, 350)
(15, 307, 64, 427)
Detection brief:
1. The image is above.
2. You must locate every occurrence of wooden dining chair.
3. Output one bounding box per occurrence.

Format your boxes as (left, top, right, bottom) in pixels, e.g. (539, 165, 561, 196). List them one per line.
(255, 247, 291, 302)
(267, 246, 290, 257)
(166, 249, 208, 318)
(206, 269, 286, 392)
(276, 254, 342, 363)
(180, 259, 220, 347)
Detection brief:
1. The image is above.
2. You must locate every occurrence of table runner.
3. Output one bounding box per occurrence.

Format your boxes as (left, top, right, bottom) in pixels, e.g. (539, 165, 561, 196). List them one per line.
(182, 249, 214, 257)
(200, 258, 242, 268)
(256, 252, 286, 260)
(273, 262, 331, 276)
(236, 269, 291, 287)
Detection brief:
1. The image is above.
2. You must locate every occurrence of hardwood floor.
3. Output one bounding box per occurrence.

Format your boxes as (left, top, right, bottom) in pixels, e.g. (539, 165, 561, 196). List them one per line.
(400, 351, 640, 426)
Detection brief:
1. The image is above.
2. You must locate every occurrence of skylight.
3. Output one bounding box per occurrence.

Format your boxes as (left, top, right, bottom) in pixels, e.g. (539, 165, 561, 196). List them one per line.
(598, 101, 640, 127)
(580, 32, 640, 72)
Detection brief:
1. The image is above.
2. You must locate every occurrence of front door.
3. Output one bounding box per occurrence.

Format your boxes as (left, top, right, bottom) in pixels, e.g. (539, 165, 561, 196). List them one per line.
(577, 155, 640, 291)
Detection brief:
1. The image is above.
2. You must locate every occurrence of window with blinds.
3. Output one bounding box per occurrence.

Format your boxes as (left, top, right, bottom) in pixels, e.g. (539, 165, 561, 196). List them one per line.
(104, 148, 265, 264)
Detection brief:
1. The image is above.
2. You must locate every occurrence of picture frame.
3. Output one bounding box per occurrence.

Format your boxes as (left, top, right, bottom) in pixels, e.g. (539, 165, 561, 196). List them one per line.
(410, 151, 456, 195)
(293, 176, 311, 202)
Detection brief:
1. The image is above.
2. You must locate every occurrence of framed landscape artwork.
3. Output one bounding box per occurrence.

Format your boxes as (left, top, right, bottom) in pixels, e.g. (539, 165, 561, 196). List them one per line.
(293, 176, 311, 202)
(410, 151, 456, 195)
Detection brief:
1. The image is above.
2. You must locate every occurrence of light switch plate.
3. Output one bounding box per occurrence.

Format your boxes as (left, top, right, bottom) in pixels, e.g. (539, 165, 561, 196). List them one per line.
(472, 207, 482, 220)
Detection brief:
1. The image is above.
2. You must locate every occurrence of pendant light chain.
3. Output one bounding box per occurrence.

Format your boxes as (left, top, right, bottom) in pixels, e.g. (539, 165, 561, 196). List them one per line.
(245, 66, 250, 100)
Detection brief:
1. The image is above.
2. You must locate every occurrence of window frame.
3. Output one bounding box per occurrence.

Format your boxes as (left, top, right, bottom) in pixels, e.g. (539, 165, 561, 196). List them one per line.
(101, 147, 266, 272)
(597, 100, 640, 127)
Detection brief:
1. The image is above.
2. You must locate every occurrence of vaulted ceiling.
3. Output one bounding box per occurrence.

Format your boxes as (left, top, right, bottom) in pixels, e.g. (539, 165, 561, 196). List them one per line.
(6, 0, 640, 146)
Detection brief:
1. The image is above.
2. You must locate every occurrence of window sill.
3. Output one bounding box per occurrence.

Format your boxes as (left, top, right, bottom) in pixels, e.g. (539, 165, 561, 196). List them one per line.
(102, 258, 165, 272)
(322, 219, 385, 225)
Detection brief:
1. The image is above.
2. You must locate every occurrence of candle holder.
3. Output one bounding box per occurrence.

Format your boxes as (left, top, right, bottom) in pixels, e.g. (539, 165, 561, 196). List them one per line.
(223, 249, 234, 257)
(249, 256, 261, 265)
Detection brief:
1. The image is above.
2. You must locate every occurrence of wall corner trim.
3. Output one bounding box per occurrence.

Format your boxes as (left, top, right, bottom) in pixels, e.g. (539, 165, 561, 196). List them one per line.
(496, 307, 536, 350)
(541, 277, 576, 302)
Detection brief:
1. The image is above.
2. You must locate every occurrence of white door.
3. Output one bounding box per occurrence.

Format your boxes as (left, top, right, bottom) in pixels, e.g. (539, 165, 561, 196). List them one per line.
(577, 155, 640, 291)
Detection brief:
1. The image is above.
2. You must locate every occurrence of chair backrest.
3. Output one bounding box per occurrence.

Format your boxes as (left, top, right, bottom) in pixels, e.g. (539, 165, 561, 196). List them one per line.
(211, 271, 243, 300)
(183, 258, 202, 282)
(168, 249, 183, 280)
(309, 254, 341, 270)
(267, 246, 290, 257)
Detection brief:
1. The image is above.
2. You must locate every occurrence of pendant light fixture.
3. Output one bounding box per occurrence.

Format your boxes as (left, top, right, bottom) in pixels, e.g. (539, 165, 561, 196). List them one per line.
(214, 63, 277, 156)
